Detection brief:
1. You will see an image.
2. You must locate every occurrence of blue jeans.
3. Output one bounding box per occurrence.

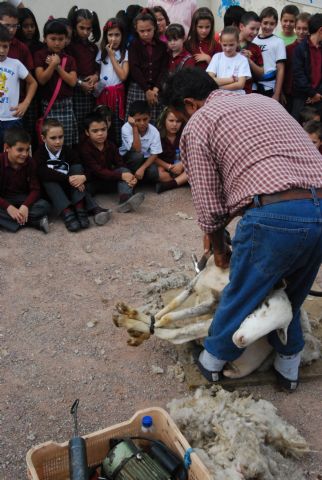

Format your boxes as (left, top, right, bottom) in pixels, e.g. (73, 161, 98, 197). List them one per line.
(205, 194, 322, 361)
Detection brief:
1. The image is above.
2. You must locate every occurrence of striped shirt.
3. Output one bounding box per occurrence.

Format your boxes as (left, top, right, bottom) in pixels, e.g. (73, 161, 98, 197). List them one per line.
(180, 90, 322, 233)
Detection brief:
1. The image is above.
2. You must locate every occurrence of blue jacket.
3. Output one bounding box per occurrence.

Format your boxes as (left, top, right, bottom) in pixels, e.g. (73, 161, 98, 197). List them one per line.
(292, 37, 322, 98)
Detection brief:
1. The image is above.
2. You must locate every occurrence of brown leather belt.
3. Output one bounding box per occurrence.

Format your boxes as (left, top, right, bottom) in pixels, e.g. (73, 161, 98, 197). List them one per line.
(248, 188, 322, 208)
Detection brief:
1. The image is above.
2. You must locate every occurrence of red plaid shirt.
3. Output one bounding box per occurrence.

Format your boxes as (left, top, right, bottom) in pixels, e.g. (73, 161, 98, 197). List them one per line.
(180, 90, 322, 233)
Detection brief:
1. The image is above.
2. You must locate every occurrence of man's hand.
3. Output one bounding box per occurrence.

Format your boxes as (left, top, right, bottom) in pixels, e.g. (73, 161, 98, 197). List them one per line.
(135, 166, 145, 180)
(203, 231, 231, 269)
(214, 249, 231, 269)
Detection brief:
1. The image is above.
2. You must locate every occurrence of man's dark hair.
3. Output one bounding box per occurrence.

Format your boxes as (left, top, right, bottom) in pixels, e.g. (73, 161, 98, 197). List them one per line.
(309, 13, 322, 35)
(161, 68, 218, 112)
(280, 5, 300, 20)
(83, 112, 108, 131)
(224, 5, 246, 27)
(259, 7, 278, 24)
(43, 19, 68, 37)
(0, 2, 18, 20)
(0, 22, 11, 42)
(4, 127, 30, 146)
(303, 120, 322, 139)
(129, 100, 151, 117)
(240, 11, 260, 27)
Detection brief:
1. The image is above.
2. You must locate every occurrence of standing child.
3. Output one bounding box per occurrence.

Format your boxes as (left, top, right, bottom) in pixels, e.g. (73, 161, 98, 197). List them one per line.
(0, 127, 50, 233)
(16, 8, 43, 56)
(277, 5, 299, 46)
(253, 7, 286, 101)
(67, 7, 100, 128)
(34, 19, 78, 146)
(166, 24, 195, 73)
(207, 26, 251, 94)
(239, 12, 264, 94)
(0, 24, 37, 150)
(120, 100, 162, 184)
(292, 13, 322, 121)
(126, 8, 168, 125)
(185, 7, 221, 70)
(152, 6, 170, 43)
(155, 107, 188, 193)
(96, 18, 129, 146)
(283, 12, 311, 113)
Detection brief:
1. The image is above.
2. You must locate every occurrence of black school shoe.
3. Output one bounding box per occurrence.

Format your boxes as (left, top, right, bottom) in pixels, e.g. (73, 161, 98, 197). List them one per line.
(75, 209, 90, 229)
(192, 343, 223, 383)
(273, 367, 299, 392)
(28, 215, 49, 234)
(91, 207, 112, 226)
(61, 211, 81, 232)
(117, 192, 145, 213)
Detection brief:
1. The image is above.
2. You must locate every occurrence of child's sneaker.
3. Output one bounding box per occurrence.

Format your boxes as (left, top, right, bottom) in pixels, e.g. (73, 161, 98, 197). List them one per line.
(117, 193, 145, 213)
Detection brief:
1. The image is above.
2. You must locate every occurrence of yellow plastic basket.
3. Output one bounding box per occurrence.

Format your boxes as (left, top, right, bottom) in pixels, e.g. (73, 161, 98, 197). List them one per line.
(26, 407, 212, 480)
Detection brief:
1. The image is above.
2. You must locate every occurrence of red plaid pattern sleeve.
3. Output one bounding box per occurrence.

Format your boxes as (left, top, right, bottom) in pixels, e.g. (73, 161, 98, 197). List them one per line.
(180, 90, 322, 233)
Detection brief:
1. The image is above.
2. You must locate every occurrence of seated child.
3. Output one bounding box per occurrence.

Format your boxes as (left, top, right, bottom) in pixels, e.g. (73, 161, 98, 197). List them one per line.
(299, 105, 321, 127)
(34, 118, 110, 232)
(303, 120, 322, 151)
(155, 107, 188, 193)
(166, 24, 195, 73)
(207, 26, 251, 94)
(238, 12, 264, 94)
(79, 112, 144, 213)
(119, 100, 162, 183)
(0, 127, 50, 233)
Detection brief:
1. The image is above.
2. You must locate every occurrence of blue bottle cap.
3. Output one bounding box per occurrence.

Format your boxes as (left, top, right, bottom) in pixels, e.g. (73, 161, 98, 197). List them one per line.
(142, 415, 153, 428)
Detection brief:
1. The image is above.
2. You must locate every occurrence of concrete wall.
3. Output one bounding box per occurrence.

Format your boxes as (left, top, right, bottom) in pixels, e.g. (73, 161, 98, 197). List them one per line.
(24, 0, 322, 36)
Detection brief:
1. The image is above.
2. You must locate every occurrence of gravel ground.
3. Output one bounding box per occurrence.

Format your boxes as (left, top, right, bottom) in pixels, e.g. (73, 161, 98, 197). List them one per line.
(0, 186, 321, 479)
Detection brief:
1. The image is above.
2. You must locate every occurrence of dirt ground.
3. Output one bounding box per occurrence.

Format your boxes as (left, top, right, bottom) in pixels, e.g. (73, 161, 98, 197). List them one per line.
(0, 186, 322, 479)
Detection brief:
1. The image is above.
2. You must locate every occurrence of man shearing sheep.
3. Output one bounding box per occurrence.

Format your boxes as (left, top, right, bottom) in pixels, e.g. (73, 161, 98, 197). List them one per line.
(162, 68, 322, 391)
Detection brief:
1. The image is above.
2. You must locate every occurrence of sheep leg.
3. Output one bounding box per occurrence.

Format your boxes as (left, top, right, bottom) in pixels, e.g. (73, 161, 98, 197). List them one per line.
(155, 298, 217, 327)
(155, 275, 200, 320)
(115, 302, 151, 325)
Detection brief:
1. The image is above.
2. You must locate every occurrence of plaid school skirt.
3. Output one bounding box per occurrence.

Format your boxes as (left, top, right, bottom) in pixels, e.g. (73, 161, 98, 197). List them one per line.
(41, 97, 78, 146)
(73, 85, 95, 128)
(125, 82, 164, 126)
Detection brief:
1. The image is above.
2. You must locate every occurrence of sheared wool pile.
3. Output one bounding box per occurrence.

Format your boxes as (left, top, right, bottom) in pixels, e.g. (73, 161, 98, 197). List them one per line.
(168, 387, 309, 480)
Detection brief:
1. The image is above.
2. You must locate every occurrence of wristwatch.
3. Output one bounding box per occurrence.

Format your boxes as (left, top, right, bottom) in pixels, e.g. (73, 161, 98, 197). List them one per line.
(77, 79, 83, 86)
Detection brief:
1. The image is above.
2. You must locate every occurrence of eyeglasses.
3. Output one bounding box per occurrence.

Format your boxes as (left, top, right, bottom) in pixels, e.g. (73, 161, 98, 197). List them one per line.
(1, 23, 20, 30)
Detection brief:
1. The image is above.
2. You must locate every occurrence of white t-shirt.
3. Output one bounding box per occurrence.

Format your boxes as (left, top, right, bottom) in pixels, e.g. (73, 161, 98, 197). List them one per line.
(0, 57, 28, 121)
(206, 52, 251, 94)
(119, 122, 162, 158)
(96, 49, 128, 87)
(252, 34, 286, 91)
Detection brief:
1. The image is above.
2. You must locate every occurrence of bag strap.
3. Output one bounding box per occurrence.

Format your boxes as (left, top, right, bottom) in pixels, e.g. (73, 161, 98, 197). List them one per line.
(43, 56, 67, 119)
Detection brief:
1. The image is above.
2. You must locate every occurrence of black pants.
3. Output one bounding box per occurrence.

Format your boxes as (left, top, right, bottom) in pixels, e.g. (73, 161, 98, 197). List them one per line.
(0, 195, 50, 232)
(42, 164, 97, 214)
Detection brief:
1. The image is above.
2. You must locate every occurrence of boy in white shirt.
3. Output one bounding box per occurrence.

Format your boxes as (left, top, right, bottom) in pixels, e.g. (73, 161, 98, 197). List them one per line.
(253, 7, 286, 101)
(0, 24, 36, 149)
(207, 26, 251, 94)
(120, 100, 162, 183)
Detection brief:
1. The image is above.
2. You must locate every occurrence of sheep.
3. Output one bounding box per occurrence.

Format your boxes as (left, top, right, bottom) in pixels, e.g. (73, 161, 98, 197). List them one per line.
(113, 255, 320, 378)
(168, 386, 309, 479)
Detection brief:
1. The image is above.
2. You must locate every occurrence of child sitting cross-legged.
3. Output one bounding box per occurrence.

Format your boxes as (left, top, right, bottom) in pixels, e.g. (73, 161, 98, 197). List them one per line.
(155, 107, 189, 194)
(0, 127, 50, 233)
(34, 118, 110, 232)
(79, 112, 145, 213)
(119, 100, 162, 184)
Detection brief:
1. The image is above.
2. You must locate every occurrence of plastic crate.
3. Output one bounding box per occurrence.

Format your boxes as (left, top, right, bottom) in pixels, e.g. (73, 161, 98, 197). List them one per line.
(26, 407, 212, 480)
